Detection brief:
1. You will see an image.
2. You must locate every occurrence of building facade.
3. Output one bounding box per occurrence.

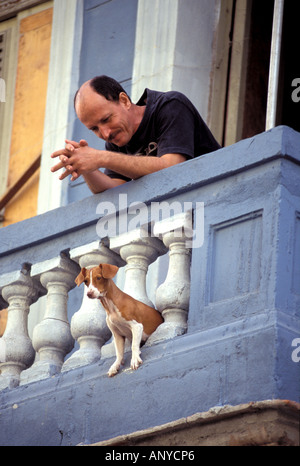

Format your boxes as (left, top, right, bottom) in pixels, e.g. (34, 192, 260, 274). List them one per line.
(0, 0, 299, 446)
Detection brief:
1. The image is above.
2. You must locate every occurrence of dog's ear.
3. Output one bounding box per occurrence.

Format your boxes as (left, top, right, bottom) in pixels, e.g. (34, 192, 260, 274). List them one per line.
(75, 267, 87, 286)
(100, 263, 119, 279)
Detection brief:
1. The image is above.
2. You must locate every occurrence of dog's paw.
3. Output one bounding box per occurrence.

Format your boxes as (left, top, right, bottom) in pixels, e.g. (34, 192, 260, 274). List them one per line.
(130, 355, 143, 371)
(108, 363, 120, 377)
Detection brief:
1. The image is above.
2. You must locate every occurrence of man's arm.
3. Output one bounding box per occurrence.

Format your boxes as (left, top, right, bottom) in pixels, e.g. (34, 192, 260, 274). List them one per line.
(94, 150, 186, 179)
(51, 139, 126, 193)
(51, 141, 186, 193)
(82, 170, 127, 193)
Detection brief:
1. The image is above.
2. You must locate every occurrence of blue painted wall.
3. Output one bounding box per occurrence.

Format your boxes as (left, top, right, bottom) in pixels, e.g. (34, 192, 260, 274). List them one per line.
(67, 0, 138, 204)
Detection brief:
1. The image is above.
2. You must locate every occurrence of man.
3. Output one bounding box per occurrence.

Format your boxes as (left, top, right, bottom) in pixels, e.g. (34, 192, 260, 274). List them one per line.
(51, 75, 220, 193)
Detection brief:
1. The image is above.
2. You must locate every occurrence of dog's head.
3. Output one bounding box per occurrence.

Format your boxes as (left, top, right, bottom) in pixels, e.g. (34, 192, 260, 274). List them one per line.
(75, 263, 119, 299)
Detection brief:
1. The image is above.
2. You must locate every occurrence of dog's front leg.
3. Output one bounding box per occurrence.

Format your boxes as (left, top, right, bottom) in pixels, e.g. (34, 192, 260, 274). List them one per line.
(108, 331, 125, 377)
(130, 322, 143, 370)
(107, 320, 125, 377)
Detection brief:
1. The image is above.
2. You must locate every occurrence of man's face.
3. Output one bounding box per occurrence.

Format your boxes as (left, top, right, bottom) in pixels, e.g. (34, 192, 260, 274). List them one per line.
(75, 87, 134, 147)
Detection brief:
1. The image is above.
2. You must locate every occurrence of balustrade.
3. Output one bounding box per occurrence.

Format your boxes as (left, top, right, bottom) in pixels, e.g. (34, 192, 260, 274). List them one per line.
(20, 253, 79, 384)
(62, 240, 125, 371)
(0, 212, 193, 390)
(0, 265, 46, 389)
(150, 211, 192, 342)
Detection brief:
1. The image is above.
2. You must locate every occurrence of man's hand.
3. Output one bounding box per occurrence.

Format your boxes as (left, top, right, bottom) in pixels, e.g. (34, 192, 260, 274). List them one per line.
(50, 139, 127, 193)
(51, 138, 187, 193)
(51, 139, 98, 181)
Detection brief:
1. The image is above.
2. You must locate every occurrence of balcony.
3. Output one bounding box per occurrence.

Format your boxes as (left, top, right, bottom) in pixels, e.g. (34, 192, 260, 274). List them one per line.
(0, 125, 299, 446)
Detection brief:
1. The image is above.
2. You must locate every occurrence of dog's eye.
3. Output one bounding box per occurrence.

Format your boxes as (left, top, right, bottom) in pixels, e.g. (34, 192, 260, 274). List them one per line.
(84, 279, 88, 285)
(96, 276, 102, 280)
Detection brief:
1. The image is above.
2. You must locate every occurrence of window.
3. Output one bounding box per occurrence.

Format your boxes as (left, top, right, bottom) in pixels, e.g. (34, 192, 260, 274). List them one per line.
(277, 0, 300, 133)
(224, 0, 274, 145)
(209, 0, 300, 147)
(0, 5, 53, 226)
(0, 19, 18, 202)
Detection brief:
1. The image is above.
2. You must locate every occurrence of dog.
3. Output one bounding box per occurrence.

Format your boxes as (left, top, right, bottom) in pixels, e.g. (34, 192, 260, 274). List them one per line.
(75, 263, 163, 377)
(0, 308, 8, 338)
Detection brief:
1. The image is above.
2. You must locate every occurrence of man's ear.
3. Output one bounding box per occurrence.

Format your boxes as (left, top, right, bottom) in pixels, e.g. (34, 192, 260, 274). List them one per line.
(100, 263, 119, 279)
(119, 91, 131, 109)
(75, 267, 87, 286)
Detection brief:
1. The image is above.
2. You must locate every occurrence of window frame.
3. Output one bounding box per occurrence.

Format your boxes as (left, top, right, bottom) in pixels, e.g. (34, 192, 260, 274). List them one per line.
(0, 18, 18, 201)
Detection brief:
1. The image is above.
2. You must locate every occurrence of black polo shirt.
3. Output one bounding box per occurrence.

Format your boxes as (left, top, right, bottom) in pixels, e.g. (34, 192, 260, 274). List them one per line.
(104, 88, 220, 181)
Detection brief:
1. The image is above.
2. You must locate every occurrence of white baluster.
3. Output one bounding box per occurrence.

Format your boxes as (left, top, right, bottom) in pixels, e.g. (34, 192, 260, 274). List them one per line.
(0, 265, 45, 389)
(151, 211, 192, 342)
(62, 241, 125, 371)
(20, 253, 79, 384)
(110, 227, 167, 306)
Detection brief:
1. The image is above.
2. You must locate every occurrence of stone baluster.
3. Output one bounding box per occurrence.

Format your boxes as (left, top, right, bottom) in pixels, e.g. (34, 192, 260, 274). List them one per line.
(0, 265, 46, 390)
(20, 253, 79, 384)
(62, 241, 125, 371)
(110, 227, 167, 307)
(151, 211, 192, 342)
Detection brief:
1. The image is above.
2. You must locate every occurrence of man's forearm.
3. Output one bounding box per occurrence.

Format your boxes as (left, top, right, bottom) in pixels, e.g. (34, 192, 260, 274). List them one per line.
(51, 141, 186, 191)
(83, 170, 126, 193)
(100, 151, 186, 180)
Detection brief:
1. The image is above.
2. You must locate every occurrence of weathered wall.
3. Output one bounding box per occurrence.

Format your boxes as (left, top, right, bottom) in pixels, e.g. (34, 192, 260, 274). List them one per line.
(3, 7, 53, 226)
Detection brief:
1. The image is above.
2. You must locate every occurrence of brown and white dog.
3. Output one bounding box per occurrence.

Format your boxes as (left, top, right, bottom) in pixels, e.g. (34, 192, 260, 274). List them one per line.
(75, 263, 163, 377)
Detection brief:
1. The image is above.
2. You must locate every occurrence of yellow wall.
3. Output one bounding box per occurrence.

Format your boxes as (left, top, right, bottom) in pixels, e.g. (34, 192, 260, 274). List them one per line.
(3, 7, 53, 226)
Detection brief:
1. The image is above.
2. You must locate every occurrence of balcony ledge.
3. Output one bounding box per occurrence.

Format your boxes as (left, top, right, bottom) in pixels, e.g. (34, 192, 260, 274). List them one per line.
(92, 400, 300, 446)
(0, 125, 299, 272)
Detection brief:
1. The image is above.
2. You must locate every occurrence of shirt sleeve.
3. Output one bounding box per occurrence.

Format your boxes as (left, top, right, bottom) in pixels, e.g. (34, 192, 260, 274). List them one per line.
(155, 98, 197, 159)
(103, 168, 131, 181)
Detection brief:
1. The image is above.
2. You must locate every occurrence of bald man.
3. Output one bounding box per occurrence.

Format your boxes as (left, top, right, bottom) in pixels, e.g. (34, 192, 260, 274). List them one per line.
(51, 75, 220, 193)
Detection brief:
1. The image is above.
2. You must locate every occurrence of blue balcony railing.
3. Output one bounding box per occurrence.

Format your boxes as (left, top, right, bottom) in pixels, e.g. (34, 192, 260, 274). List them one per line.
(0, 125, 299, 446)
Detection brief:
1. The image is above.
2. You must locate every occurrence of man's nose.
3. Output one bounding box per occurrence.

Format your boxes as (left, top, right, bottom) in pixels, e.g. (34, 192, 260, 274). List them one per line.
(99, 126, 111, 141)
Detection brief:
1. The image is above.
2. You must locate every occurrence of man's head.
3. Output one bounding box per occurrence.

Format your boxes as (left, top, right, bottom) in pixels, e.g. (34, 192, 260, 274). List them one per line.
(74, 75, 140, 147)
(74, 75, 130, 106)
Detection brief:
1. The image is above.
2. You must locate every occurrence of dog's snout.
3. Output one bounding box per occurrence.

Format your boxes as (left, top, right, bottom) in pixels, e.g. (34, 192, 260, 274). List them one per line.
(87, 290, 95, 299)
